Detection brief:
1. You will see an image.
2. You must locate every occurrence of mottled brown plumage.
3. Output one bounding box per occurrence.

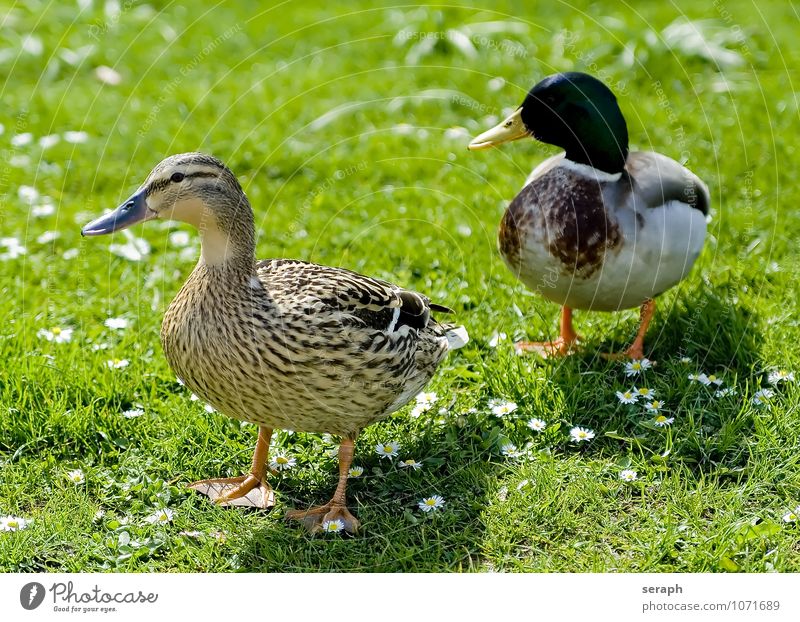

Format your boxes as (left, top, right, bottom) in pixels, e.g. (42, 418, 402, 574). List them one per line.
(82, 152, 468, 532)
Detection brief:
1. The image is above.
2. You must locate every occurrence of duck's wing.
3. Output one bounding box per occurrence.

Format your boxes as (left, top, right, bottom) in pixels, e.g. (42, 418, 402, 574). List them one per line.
(625, 151, 710, 215)
(256, 259, 450, 333)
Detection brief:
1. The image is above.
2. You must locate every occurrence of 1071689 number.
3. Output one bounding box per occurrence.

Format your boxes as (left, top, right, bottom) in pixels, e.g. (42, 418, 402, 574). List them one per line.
(731, 600, 780, 611)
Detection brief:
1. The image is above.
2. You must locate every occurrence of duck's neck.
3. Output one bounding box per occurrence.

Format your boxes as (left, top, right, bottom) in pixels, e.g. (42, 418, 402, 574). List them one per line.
(197, 197, 256, 278)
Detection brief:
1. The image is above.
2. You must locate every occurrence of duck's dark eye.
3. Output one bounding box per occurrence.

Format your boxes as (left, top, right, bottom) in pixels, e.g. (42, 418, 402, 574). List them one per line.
(170, 172, 185, 183)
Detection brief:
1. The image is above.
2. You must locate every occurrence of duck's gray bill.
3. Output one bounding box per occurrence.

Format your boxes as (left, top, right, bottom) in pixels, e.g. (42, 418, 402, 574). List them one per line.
(81, 190, 154, 236)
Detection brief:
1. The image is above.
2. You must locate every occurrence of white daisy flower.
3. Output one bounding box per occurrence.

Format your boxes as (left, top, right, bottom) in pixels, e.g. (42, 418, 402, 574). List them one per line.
(63, 130, 89, 144)
(21, 35, 43, 55)
(375, 441, 400, 459)
(644, 400, 663, 412)
(348, 466, 364, 478)
(104, 317, 129, 330)
(500, 442, 521, 458)
(491, 400, 518, 417)
(109, 232, 150, 262)
(11, 133, 33, 147)
(0, 516, 31, 532)
(39, 134, 60, 149)
(32, 201, 56, 217)
(619, 469, 638, 482)
(679, 356, 692, 364)
(18, 185, 39, 203)
(269, 454, 296, 471)
(714, 387, 737, 398)
(688, 373, 702, 382)
(752, 388, 775, 405)
(169, 230, 191, 247)
(38, 326, 73, 343)
(0, 237, 27, 260)
(36, 230, 60, 244)
(409, 404, 427, 418)
(179, 530, 203, 538)
(62, 248, 79, 260)
(616, 390, 638, 404)
(418, 495, 445, 513)
(415, 391, 437, 407)
(570, 426, 595, 443)
(783, 506, 800, 523)
(94, 65, 122, 85)
(768, 370, 795, 385)
(106, 358, 130, 369)
(203, 403, 215, 413)
(633, 387, 656, 400)
(624, 358, 652, 376)
(66, 469, 85, 484)
(399, 458, 422, 470)
(122, 408, 144, 418)
(144, 508, 174, 524)
(653, 415, 675, 427)
(322, 519, 344, 533)
(527, 418, 547, 432)
(697, 373, 723, 386)
(488, 331, 507, 348)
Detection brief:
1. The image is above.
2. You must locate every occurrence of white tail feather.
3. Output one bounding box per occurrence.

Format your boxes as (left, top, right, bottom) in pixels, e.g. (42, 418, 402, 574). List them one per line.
(445, 325, 469, 350)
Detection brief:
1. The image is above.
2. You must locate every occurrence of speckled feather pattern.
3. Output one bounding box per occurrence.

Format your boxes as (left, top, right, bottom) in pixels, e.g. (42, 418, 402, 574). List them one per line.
(501, 152, 709, 311)
(161, 258, 460, 437)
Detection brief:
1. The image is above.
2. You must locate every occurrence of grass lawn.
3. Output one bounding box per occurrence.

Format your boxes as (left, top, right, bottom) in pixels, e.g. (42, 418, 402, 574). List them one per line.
(1, 0, 799, 572)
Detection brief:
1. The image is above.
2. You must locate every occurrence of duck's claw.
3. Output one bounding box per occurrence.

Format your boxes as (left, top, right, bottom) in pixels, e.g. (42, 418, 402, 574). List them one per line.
(285, 503, 360, 534)
(188, 475, 275, 509)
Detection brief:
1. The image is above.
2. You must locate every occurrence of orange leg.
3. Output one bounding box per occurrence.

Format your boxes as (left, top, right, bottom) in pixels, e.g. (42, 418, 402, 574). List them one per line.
(515, 306, 581, 357)
(286, 437, 360, 533)
(188, 426, 275, 509)
(603, 299, 656, 360)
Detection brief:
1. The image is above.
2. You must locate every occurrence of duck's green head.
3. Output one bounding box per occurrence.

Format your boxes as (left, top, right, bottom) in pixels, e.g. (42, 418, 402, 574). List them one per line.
(468, 72, 629, 174)
(82, 153, 255, 265)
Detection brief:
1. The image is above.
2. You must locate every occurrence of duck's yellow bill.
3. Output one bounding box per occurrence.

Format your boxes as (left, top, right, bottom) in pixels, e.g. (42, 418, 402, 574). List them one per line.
(468, 107, 529, 150)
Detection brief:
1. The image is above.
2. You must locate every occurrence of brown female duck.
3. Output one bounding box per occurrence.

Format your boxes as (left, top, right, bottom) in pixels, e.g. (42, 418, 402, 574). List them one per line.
(82, 153, 468, 532)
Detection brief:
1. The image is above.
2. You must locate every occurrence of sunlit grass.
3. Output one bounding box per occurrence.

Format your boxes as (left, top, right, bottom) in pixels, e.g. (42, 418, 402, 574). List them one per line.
(1, 0, 798, 571)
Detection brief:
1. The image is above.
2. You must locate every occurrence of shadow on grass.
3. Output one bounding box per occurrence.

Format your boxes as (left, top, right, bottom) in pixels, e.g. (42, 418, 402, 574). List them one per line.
(235, 425, 496, 572)
(537, 283, 766, 476)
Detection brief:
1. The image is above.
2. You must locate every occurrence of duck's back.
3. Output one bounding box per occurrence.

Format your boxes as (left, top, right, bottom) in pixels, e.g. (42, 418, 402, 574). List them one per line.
(161, 259, 464, 436)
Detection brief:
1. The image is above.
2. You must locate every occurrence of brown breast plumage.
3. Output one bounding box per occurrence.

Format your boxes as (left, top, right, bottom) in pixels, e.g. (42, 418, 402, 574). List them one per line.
(498, 165, 624, 279)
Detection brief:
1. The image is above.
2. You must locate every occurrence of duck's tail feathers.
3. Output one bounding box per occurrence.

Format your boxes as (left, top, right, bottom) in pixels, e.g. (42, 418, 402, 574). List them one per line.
(444, 325, 469, 350)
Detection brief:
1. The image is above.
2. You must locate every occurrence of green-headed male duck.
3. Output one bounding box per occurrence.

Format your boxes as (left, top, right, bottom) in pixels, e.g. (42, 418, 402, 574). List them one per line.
(469, 72, 709, 359)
